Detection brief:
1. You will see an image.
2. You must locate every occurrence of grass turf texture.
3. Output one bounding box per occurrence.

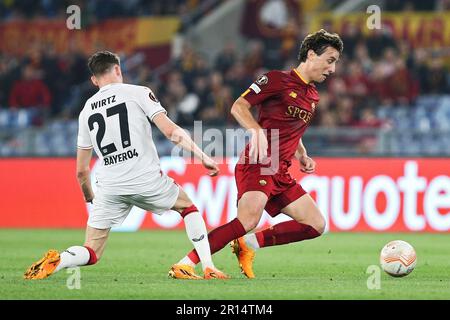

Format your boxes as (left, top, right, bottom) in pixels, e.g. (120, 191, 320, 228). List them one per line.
(1, 229, 449, 299)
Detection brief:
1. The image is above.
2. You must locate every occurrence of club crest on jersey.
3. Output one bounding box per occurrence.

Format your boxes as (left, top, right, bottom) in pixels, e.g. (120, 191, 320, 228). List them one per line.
(289, 91, 297, 99)
(256, 75, 268, 86)
(259, 179, 267, 186)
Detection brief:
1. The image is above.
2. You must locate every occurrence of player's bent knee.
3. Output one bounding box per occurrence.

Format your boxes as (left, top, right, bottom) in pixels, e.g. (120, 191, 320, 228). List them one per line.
(172, 188, 195, 214)
(238, 204, 265, 232)
(313, 215, 326, 235)
(239, 217, 260, 232)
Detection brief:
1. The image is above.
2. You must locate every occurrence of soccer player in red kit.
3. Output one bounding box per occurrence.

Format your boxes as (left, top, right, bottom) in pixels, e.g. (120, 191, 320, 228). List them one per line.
(170, 29, 343, 279)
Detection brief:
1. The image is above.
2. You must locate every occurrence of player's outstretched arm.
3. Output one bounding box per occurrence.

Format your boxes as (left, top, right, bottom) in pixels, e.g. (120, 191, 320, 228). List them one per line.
(76, 148, 94, 202)
(231, 97, 268, 163)
(295, 138, 316, 174)
(230, 97, 260, 130)
(153, 113, 219, 176)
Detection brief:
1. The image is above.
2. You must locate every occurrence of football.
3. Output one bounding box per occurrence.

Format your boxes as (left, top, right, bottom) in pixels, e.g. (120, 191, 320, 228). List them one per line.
(380, 240, 417, 277)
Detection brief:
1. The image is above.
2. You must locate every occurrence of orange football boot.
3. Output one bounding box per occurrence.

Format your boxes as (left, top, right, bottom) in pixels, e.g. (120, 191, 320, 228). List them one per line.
(231, 237, 255, 279)
(168, 264, 202, 280)
(203, 267, 229, 280)
(24, 250, 61, 280)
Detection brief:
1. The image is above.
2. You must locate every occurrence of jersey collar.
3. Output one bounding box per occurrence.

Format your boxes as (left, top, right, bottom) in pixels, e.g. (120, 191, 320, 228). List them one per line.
(99, 83, 120, 92)
(292, 69, 310, 85)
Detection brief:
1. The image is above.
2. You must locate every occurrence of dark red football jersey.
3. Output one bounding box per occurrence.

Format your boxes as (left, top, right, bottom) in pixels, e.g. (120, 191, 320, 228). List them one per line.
(240, 69, 320, 173)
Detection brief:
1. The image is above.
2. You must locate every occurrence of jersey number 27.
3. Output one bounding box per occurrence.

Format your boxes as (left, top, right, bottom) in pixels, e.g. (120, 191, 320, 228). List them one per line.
(88, 103, 131, 156)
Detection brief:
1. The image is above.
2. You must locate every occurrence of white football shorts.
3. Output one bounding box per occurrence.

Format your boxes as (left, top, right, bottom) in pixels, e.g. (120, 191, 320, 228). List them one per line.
(88, 174, 180, 229)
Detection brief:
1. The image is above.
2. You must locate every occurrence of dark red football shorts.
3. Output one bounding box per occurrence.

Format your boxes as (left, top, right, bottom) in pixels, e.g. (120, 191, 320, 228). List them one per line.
(235, 163, 307, 217)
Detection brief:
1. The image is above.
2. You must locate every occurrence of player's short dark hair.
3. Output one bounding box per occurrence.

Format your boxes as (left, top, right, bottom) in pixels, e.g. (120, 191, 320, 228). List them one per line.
(87, 51, 120, 76)
(298, 29, 343, 62)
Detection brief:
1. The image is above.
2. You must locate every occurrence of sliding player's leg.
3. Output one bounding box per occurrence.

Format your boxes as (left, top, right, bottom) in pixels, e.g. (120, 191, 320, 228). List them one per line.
(173, 191, 267, 276)
(173, 191, 267, 278)
(171, 161, 270, 279)
(24, 226, 108, 280)
(24, 192, 130, 280)
(169, 187, 229, 280)
(126, 172, 226, 279)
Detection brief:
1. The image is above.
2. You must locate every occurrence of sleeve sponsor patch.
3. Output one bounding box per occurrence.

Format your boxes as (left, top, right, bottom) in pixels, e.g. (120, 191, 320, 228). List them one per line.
(148, 90, 159, 103)
(256, 74, 268, 85)
(250, 83, 261, 94)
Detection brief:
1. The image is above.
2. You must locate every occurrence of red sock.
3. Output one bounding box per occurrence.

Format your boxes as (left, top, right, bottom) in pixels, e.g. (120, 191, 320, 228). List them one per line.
(255, 221, 321, 248)
(187, 218, 246, 264)
(84, 246, 98, 265)
(180, 204, 198, 218)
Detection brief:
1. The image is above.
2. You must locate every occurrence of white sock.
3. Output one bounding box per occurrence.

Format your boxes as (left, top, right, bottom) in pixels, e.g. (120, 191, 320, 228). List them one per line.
(182, 212, 214, 270)
(244, 233, 260, 250)
(178, 256, 196, 267)
(55, 246, 90, 272)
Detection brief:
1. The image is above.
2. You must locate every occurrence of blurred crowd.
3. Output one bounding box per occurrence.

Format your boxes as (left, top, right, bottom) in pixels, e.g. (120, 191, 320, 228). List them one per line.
(323, 0, 450, 11)
(3, 0, 449, 19)
(381, 0, 450, 11)
(314, 26, 449, 129)
(159, 27, 450, 130)
(2, 27, 448, 130)
(1, 0, 449, 132)
(0, 0, 203, 20)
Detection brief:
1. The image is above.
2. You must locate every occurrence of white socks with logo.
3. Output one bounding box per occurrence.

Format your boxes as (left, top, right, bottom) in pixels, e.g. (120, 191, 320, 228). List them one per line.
(55, 246, 90, 272)
(182, 211, 214, 270)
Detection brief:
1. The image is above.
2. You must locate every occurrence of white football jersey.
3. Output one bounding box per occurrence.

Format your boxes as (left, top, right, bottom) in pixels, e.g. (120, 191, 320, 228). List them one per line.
(77, 83, 167, 195)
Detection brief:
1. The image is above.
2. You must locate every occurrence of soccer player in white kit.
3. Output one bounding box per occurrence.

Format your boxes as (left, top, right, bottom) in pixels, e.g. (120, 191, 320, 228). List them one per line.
(24, 51, 227, 280)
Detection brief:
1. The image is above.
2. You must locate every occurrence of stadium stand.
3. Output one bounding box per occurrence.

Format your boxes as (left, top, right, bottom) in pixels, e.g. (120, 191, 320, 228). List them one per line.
(0, 0, 449, 156)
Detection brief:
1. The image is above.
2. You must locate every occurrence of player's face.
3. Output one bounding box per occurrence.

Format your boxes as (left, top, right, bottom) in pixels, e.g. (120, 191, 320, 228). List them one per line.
(309, 46, 340, 83)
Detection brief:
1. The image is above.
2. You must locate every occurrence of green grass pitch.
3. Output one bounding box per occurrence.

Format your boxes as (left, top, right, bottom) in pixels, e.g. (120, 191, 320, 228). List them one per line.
(1, 229, 449, 300)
